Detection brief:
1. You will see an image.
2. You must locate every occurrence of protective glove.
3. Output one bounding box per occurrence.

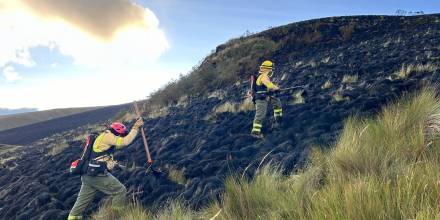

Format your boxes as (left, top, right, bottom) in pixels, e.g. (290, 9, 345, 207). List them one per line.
(133, 117, 144, 129)
(106, 159, 116, 170)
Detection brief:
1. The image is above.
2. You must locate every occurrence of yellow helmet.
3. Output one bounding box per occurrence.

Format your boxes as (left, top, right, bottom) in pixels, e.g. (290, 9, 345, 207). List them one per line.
(260, 60, 273, 69)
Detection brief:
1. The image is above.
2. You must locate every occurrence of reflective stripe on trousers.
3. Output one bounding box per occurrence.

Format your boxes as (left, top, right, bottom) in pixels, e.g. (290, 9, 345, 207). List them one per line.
(274, 108, 282, 117)
(252, 123, 262, 133)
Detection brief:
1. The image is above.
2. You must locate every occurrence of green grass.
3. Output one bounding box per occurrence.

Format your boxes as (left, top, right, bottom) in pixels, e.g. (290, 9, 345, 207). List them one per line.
(94, 88, 440, 220)
(90, 200, 199, 220)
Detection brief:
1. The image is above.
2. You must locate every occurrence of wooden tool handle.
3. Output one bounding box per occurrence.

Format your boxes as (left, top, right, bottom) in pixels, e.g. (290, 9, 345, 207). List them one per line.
(133, 101, 153, 165)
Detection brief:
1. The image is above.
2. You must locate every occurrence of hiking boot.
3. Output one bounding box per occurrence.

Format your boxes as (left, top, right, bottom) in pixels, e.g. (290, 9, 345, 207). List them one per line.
(251, 131, 264, 139)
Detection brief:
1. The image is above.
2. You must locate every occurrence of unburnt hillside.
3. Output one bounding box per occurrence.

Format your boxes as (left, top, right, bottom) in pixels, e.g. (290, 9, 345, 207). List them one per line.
(0, 108, 37, 116)
(0, 105, 127, 145)
(1, 14, 440, 219)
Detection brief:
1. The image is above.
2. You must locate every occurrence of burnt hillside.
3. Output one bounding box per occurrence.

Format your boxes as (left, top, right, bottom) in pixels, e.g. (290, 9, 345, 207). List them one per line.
(1, 14, 440, 219)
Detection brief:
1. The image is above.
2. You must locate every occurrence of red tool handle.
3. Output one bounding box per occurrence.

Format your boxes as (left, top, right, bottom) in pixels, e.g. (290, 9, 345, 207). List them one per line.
(133, 101, 153, 165)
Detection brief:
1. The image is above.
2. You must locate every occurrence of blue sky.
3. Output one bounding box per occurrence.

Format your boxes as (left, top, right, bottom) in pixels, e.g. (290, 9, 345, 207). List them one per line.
(141, 0, 440, 68)
(0, 0, 438, 110)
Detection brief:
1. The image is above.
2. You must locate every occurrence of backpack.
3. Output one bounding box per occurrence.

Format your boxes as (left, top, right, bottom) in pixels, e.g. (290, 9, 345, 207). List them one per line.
(69, 133, 98, 176)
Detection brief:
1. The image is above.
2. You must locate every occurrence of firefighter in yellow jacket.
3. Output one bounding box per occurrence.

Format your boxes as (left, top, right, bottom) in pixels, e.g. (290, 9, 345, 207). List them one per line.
(67, 118, 143, 220)
(251, 60, 282, 138)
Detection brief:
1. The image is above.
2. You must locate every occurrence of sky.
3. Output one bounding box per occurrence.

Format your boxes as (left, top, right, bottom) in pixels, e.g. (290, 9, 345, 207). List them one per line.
(0, 0, 438, 110)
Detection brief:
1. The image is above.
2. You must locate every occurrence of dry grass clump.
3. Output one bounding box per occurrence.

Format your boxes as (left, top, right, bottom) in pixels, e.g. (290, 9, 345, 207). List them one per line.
(212, 99, 256, 115)
(91, 200, 151, 220)
(238, 98, 255, 112)
(342, 74, 358, 84)
(292, 90, 305, 104)
(339, 22, 356, 41)
(48, 139, 69, 156)
(168, 167, 187, 185)
(146, 105, 169, 119)
(91, 200, 198, 220)
(332, 88, 349, 102)
(214, 102, 238, 114)
(396, 63, 438, 79)
(208, 90, 227, 100)
(119, 112, 137, 123)
(72, 133, 88, 142)
(321, 80, 333, 89)
(176, 95, 189, 108)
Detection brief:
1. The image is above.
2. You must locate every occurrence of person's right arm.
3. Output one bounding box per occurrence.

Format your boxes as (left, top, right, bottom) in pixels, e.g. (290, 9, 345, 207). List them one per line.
(261, 75, 279, 90)
(101, 118, 144, 149)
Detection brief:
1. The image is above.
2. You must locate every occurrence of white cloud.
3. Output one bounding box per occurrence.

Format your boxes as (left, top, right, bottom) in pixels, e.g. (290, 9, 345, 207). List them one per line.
(0, 0, 175, 109)
(2, 66, 22, 83)
(0, 64, 187, 110)
(0, 0, 169, 68)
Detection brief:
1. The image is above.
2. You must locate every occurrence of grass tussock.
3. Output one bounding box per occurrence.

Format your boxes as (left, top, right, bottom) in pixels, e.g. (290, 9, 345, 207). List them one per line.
(168, 167, 187, 185)
(90, 200, 150, 220)
(332, 90, 348, 102)
(146, 105, 169, 119)
(339, 22, 356, 41)
(238, 98, 255, 112)
(47, 139, 69, 156)
(91, 200, 198, 220)
(321, 80, 333, 89)
(292, 90, 305, 104)
(212, 99, 255, 116)
(396, 63, 438, 79)
(214, 102, 238, 114)
(342, 74, 358, 84)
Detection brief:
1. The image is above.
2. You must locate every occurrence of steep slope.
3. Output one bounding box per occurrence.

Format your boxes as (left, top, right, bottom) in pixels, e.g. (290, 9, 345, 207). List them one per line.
(0, 107, 101, 132)
(0, 14, 439, 219)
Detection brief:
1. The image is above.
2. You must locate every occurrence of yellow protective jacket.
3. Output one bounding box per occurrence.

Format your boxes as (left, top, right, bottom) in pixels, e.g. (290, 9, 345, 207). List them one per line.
(256, 73, 276, 89)
(93, 128, 139, 153)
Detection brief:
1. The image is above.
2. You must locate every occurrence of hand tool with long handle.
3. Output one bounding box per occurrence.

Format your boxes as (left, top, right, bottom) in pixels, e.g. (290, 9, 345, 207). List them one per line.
(133, 101, 153, 165)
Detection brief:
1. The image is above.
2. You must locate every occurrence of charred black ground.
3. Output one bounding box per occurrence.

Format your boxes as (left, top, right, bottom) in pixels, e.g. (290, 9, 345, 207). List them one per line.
(1, 14, 440, 219)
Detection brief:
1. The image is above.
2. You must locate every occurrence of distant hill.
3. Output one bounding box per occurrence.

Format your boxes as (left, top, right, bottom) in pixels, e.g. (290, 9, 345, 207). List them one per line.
(0, 104, 128, 145)
(0, 108, 38, 116)
(0, 107, 101, 132)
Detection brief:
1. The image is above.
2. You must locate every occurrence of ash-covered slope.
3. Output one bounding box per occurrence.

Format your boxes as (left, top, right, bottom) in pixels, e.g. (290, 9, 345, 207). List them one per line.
(1, 14, 440, 219)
